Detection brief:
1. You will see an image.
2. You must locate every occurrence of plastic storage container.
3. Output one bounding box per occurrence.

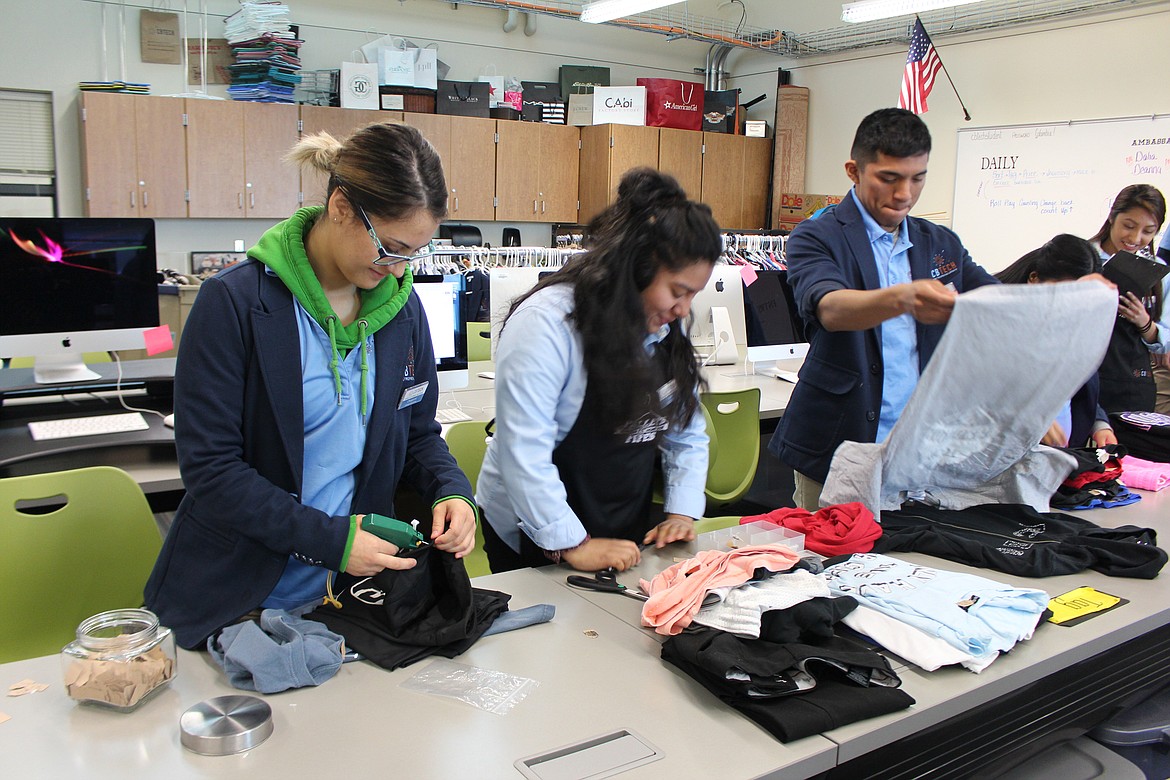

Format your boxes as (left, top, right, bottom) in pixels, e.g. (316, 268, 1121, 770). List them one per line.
(61, 608, 177, 712)
(1089, 686, 1170, 780)
(696, 520, 804, 554)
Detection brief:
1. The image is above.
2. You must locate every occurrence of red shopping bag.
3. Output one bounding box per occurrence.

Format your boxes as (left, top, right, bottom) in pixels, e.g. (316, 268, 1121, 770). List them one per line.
(637, 78, 703, 131)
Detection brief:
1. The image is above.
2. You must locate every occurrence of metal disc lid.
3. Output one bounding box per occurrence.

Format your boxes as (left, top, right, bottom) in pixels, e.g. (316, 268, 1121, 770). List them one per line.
(180, 695, 273, 756)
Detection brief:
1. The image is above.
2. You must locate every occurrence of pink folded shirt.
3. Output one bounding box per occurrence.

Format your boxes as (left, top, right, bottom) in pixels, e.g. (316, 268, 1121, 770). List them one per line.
(1122, 455, 1170, 492)
(639, 545, 802, 636)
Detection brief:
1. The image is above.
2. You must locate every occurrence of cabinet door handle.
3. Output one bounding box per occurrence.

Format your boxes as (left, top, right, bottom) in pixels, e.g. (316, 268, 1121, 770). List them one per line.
(238, 193, 243, 209)
(454, 196, 458, 211)
(541, 200, 546, 214)
(130, 191, 136, 208)
(533, 199, 538, 213)
(250, 193, 255, 208)
(143, 191, 149, 208)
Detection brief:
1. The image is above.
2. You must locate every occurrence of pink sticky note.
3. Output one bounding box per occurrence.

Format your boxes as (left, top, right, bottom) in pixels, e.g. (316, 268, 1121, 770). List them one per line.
(739, 264, 759, 287)
(143, 325, 174, 356)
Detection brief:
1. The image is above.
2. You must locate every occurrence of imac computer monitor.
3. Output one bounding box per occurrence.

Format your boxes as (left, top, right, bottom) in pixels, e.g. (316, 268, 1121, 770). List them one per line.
(688, 264, 747, 364)
(488, 266, 553, 359)
(412, 272, 469, 391)
(0, 217, 159, 384)
(743, 269, 809, 369)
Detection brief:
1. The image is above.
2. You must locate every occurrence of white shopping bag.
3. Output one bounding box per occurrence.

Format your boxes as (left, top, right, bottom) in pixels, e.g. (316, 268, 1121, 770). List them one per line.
(591, 86, 646, 126)
(340, 61, 379, 109)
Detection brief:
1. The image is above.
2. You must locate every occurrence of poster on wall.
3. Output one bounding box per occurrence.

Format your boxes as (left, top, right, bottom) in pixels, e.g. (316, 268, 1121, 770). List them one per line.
(186, 38, 234, 85)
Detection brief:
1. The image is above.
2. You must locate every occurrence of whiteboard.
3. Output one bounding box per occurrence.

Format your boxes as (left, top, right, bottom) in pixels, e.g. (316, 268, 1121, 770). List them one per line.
(952, 114, 1170, 272)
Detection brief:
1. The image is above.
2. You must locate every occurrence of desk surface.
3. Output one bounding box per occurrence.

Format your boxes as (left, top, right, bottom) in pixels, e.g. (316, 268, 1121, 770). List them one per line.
(0, 568, 836, 779)
(543, 487, 1170, 769)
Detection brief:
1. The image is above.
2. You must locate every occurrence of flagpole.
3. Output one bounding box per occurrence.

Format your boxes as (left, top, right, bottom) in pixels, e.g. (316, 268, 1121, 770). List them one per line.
(917, 16, 971, 121)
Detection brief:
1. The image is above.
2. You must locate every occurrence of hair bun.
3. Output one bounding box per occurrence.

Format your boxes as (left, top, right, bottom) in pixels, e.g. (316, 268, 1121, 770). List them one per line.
(616, 168, 687, 214)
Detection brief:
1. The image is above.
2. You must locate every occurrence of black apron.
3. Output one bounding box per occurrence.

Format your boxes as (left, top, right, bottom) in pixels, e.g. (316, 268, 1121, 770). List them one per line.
(513, 346, 673, 568)
(1099, 321, 1156, 413)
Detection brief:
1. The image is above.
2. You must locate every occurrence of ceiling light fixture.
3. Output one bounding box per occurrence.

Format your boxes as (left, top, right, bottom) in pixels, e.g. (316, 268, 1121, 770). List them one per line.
(580, 0, 687, 24)
(841, 0, 985, 24)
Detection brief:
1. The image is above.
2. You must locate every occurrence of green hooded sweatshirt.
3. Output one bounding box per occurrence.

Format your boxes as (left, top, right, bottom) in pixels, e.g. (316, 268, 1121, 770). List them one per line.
(248, 206, 414, 419)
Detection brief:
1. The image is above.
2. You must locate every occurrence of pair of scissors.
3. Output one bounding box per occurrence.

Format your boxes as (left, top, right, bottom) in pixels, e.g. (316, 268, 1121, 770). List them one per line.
(566, 568, 648, 602)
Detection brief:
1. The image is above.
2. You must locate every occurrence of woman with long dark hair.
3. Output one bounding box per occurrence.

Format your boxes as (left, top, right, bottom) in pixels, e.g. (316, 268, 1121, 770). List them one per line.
(478, 168, 721, 573)
(1087, 184, 1168, 412)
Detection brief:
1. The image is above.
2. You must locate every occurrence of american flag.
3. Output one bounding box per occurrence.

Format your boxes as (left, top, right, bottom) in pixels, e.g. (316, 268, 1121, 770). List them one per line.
(898, 18, 943, 115)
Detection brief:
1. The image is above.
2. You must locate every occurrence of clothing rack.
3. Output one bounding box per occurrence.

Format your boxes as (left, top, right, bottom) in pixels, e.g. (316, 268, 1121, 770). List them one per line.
(412, 245, 582, 276)
(720, 232, 787, 271)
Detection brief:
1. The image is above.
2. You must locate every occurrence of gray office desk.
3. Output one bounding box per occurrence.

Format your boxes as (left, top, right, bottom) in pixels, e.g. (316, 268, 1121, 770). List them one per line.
(444, 357, 799, 422)
(0, 568, 837, 780)
(543, 488, 1170, 776)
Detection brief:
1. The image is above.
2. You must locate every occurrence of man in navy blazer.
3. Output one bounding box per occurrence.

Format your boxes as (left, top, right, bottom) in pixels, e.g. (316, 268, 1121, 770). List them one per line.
(769, 108, 997, 509)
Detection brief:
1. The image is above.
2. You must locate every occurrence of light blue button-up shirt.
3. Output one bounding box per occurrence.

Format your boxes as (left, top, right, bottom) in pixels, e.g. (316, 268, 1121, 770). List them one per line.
(477, 283, 709, 553)
(851, 188, 918, 441)
(264, 297, 374, 610)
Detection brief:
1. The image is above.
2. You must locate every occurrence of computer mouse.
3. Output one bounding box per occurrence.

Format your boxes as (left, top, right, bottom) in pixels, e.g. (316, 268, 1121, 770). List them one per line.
(163, 414, 175, 429)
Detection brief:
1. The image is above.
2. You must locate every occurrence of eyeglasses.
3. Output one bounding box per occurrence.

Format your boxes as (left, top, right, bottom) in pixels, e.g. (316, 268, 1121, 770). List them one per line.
(352, 201, 434, 266)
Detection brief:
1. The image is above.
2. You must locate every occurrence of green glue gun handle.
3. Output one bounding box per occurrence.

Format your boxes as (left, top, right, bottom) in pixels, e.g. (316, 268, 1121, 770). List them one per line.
(361, 513, 426, 549)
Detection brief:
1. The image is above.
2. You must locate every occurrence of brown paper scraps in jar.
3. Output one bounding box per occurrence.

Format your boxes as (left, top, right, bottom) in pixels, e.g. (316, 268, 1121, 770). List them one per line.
(65, 646, 175, 708)
(7, 679, 49, 696)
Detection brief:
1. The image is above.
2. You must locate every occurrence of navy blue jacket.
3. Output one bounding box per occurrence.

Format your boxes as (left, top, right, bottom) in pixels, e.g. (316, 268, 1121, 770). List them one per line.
(145, 261, 472, 649)
(768, 193, 998, 482)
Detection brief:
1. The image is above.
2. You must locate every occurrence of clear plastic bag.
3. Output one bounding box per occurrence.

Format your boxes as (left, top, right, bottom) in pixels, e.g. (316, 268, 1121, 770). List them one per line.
(400, 659, 538, 715)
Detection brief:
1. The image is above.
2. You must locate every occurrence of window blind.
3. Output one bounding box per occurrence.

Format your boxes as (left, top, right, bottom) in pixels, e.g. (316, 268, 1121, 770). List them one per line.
(0, 90, 55, 176)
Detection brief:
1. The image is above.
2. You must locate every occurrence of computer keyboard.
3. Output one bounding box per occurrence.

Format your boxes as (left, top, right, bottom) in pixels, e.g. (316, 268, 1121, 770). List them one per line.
(28, 412, 150, 441)
(435, 407, 473, 424)
(760, 367, 800, 384)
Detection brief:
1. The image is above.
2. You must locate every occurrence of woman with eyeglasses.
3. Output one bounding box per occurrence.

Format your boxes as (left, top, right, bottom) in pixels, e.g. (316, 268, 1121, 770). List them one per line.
(146, 122, 477, 650)
(477, 168, 719, 573)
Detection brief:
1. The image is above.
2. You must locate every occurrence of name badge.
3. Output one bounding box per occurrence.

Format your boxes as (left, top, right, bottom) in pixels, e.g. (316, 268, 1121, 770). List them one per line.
(398, 380, 429, 410)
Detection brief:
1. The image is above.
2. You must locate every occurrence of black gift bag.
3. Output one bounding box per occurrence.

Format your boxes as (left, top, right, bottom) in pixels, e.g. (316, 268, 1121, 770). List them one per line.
(520, 80, 563, 122)
(436, 80, 491, 118)
(703, 89, 739, 134)
(558, 65, 610, 98)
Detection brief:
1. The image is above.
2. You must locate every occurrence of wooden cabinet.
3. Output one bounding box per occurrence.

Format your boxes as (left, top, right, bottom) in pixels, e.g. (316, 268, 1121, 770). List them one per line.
(701, 133, 772, 230)
(741, 137, 773, 230)
(185, 100, 299, 218)
(402, 113, 496, 221)
(495, 122, 580, 223)
(80, 93, 187, 218)
(657, 127, 703, 201)
(298, 106, 400, 207)
(578, 124, 660, 224)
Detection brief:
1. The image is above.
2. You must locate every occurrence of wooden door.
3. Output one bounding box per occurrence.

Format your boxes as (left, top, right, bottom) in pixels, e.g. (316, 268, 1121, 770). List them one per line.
(243, 102, 299, 218)
(494, 121, 541, 221)
(657, 128, 702, 202)
(608, 124, 659, 203)
(133, 96, 188, 218)
(701, 132, 746, 230)
(79, 93, 138, 217)
(538, 123, 580, 224)
(447, 116, 497, 221)
(741, 137, 773, 230)
(577, 124, 613, 224)
(185, 100, 245, 218)
(298, 105, 392, 207)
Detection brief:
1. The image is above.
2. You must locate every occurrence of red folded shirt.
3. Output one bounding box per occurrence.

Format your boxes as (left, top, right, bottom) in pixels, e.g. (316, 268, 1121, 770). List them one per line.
(741, 502, 881, 557)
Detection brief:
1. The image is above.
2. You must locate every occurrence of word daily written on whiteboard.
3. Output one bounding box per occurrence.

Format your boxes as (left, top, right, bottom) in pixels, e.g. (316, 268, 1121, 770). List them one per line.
(952, 115, 1170, 272)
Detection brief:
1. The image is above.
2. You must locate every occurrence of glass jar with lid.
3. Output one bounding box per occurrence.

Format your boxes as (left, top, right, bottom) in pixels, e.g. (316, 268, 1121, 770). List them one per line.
(61, 608, 177, 712)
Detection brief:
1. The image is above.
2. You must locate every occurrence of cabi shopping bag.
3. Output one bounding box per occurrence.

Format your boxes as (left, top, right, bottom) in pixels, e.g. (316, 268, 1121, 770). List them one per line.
(559, 65, 610, 98)
(436, 80, 491, 117)
(520, 81, 563, 123)
(592, 86, 646, 126)
(703, 89, 739, 134)
(637, 78, 703, 131)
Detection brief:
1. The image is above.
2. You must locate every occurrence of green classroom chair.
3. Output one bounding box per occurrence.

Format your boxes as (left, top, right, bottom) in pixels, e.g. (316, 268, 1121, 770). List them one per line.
(0, 466, 163, 663)
(445, 421, 492, 578)
(466, 322, 492, 363)
(693, 515, 743, 536)
(700, 388, 762, 507)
